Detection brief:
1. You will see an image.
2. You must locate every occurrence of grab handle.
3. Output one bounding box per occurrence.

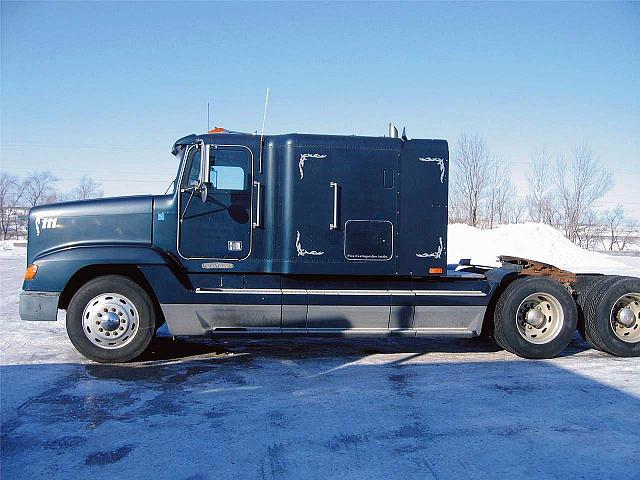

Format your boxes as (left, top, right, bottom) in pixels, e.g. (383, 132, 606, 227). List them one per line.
(253, 180, 262, 228)
(330, 181, 338, 230)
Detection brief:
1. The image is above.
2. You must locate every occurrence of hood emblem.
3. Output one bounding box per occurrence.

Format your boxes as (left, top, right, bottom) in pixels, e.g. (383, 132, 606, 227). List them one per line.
(35, 217, 59, 236)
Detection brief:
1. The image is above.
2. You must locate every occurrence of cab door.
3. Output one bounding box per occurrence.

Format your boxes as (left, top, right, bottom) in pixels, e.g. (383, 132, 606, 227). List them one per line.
(178, 144, 253, 260)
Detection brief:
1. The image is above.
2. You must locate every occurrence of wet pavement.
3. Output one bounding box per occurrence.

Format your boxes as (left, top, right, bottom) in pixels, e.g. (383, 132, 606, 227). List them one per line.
(1, 256, 639, 479)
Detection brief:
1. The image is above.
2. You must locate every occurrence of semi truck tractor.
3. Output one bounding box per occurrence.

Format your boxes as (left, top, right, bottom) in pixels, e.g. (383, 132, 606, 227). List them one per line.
(19, 127, 640, 362)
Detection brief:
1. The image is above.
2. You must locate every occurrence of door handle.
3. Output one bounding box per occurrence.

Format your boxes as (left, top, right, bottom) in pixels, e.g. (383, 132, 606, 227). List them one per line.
(253, 180, 262, 228)
(330, 181, 338, 230)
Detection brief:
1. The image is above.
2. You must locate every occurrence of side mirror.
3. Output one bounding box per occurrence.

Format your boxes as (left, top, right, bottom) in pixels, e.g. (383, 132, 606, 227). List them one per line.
(198, 141, 211, 202)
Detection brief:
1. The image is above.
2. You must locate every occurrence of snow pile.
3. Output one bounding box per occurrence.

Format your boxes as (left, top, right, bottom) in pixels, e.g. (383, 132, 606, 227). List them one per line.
(447, 223, 625, 273)
(0, 240, 27, 257)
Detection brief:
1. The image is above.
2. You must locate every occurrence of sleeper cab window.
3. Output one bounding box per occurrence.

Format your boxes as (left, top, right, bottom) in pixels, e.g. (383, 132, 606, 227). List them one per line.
(185, 147, 250, 191)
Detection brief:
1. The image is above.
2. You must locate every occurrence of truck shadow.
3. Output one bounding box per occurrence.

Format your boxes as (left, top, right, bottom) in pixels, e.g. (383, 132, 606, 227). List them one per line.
(135, 331, 592, 363)
(1, 349, 637, 480)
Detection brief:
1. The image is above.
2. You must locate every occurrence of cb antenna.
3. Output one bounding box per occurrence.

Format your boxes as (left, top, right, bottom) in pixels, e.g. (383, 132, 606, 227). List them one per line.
(207, 101, 211, 132)
(259, 87, 270, 173)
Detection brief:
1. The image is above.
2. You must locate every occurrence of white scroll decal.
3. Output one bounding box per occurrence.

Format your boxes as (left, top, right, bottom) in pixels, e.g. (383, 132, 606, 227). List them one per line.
(418, 157, 445, 183)
(296, 230, 324, 256)
(416, 237, 443, 259)
(299, 153, 327, 180)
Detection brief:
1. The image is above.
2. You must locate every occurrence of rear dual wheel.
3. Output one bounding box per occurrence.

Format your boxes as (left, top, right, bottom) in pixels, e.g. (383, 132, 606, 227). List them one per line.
(494, 277, 577, 359)
(583, 276, 640, 357)
(574, 275, 613, 341)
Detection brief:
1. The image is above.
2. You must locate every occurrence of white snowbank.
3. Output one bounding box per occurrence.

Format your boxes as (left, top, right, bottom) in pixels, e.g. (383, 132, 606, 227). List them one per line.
(0, 240, 27, 257)
(447, 223, 626, 273)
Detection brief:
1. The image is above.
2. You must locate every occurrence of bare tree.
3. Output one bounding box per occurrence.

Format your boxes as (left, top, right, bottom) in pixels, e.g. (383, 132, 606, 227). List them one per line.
(484, 159, 516, 228)
(555, 145, 612, 244)
(451, 134, 493, 227)
(604, 206, 637, 251)
(448, 200, 465, 224)
(22, 171, 58, 207)
(0, 173, 23, 240)
(506, 196, 528, 224)
(69, 175, 104, 200)
(526, 147, 558, 225)
(576, 208, 605, 250)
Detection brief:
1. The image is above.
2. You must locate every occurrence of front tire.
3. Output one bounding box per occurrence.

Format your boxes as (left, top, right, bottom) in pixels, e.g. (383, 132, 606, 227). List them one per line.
(66, 275, 156, 363)
(494, 277, 578, 359)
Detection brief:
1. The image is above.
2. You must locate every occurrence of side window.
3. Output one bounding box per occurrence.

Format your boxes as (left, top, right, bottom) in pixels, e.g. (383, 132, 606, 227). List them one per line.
(209, 149, 250, 191)
(182, 147, 249, 190)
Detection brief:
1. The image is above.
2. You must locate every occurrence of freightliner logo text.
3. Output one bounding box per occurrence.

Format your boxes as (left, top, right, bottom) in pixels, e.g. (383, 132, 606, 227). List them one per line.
(35, 217, 59, 236)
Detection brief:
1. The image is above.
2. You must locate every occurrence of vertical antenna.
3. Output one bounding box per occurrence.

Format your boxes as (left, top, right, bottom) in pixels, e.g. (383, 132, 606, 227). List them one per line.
(207, 101, 211, 132)
(259, 87, 270, 173)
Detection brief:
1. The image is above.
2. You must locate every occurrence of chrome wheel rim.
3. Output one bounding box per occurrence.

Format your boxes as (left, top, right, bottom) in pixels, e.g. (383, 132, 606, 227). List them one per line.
(82, 293, 139, 349)
(516, 292, 564, 345)
(610, 293, 640, 343)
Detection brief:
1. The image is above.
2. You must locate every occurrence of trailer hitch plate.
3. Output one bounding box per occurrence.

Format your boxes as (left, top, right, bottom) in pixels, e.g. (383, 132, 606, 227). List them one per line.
(499, 255, 577, 284)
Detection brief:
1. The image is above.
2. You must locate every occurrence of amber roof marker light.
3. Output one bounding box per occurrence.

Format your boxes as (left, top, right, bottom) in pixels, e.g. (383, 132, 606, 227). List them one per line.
(24, 264, 38, 281)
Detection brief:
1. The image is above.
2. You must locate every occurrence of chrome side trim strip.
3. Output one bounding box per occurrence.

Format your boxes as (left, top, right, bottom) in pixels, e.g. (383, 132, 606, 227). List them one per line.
(412, 290, 486, 296)
(195, 288, 281, 295)
(307, 328, 391, 334)
(282, 289, 307, 295)
(413, 327, 476, 337)
(195, 288, 486, 297)
(307, 289, 389, 296)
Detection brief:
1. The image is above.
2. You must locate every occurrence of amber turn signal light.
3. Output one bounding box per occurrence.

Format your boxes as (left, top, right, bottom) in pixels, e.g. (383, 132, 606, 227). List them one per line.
(429, 267, 444, 275)
(24, 264, 38, 281)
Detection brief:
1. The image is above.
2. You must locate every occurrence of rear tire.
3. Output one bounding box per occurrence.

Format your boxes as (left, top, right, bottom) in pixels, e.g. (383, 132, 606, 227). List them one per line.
(584, 276, 640, 357)
(574, 275, 613, 343)
(66, 275, 156, 363)
(494, 277, 578, 359)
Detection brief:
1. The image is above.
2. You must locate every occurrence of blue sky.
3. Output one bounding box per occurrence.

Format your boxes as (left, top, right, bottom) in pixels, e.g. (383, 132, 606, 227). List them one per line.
(1, 1, 639, 216)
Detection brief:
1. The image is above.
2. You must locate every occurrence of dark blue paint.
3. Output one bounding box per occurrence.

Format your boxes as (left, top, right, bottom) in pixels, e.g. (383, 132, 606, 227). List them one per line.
(22, 131, 495, 318)
(27, 196, 153, 265)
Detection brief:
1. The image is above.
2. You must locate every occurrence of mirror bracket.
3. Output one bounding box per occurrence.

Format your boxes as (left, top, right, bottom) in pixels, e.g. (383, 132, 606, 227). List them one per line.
(196, 141, 211, 202)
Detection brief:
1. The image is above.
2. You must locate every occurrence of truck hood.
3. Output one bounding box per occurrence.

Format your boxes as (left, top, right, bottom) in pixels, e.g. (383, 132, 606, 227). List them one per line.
(27, 195, 153, 264)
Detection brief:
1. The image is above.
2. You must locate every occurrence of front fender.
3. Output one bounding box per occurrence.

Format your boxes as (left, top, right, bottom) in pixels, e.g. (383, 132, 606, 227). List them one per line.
(22, 245, 173, 293)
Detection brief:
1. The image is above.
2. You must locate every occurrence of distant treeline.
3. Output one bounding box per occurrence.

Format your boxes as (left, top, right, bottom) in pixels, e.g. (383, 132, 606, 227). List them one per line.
(448, 135, 637, 252)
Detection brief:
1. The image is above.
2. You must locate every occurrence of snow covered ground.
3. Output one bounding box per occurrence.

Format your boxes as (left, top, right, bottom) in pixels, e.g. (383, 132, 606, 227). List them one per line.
(2, 228, 640, 479)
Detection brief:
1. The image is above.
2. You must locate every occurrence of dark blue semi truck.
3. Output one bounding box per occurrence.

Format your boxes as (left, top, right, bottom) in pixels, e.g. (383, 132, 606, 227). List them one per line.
(19, 128, 640, 362)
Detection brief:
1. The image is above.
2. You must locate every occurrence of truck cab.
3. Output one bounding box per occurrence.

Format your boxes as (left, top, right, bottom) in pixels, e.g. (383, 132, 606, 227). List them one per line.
(19, 129, 640, 362)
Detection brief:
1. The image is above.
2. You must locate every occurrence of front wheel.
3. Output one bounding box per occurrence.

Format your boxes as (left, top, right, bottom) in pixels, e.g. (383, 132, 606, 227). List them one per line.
(493, 277, 578, 359)
(66, 275, 156, 363)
